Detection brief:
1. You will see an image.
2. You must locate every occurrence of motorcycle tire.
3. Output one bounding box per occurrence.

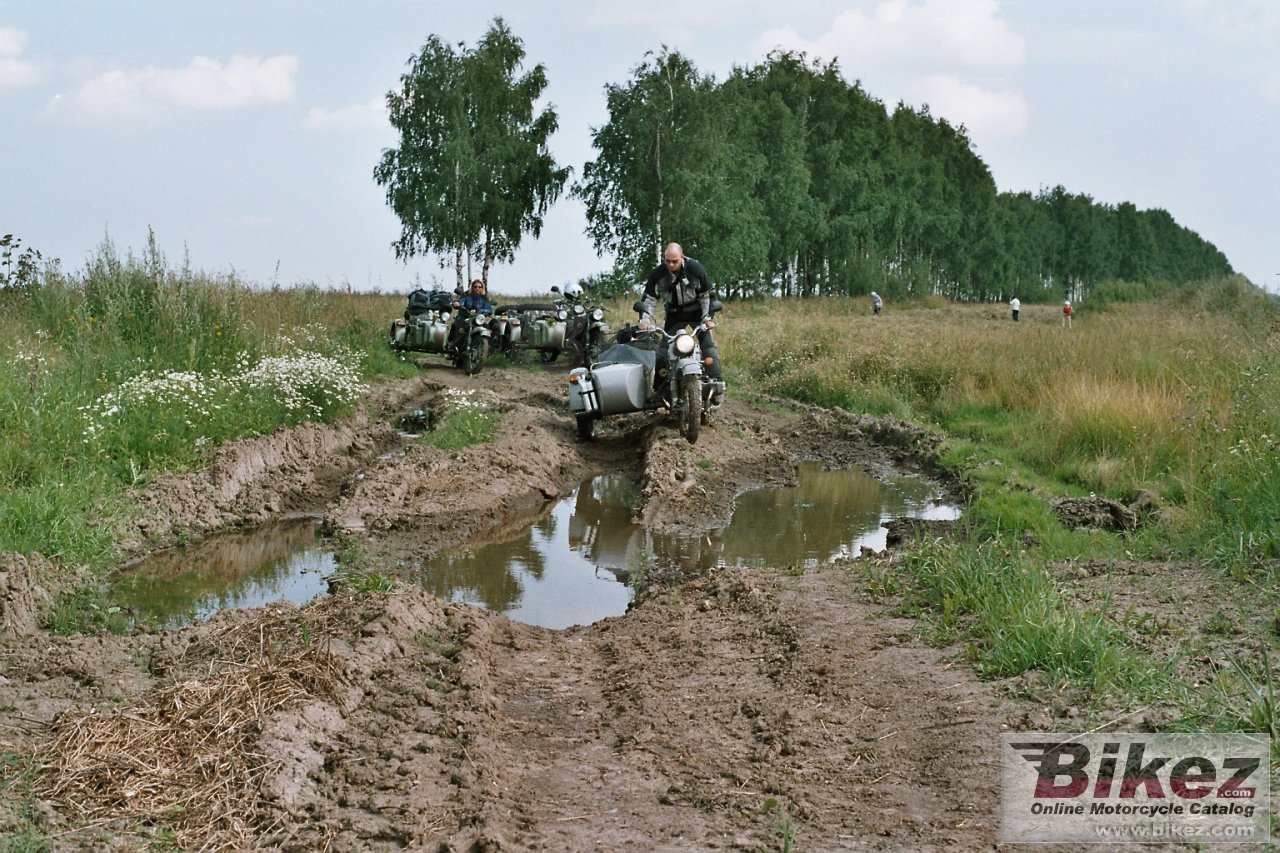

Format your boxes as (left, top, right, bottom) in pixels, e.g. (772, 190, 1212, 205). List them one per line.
(576, 414, 596, 442)
(463, 337, 488, 376)
(679, 374, 701, 444)
(539, 350, 559, 364)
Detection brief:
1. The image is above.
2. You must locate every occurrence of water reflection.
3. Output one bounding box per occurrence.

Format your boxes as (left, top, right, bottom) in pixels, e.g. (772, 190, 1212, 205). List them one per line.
(414, 462, 959, 628)
(110, 463, 959, 631)
(110, 518, 335, 628)
(417, 495, 632, 630)
(693, 460, 959, 569)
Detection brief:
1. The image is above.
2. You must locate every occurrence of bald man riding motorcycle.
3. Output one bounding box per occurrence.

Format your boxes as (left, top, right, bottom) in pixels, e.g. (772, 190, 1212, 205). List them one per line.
(638, 242, 726, 408)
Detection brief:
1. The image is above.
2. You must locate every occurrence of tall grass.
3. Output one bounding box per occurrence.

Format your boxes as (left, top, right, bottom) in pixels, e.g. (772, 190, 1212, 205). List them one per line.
(717, 277, 1279, 564)
(0, 236, 412, 566)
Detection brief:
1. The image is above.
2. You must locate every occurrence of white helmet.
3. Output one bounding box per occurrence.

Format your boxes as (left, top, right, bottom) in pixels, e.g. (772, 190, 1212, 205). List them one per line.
(563, 282, 583, 299)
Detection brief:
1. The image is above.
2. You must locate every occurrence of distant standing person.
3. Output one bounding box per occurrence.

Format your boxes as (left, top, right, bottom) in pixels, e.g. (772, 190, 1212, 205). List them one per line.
(1010, 296, 1020, 322)
(1062, 300, 1073, 328)
(871, 291, 883, 315)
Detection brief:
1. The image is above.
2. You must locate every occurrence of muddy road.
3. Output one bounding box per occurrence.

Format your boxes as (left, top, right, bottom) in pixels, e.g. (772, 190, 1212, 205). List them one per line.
(1, 361, 1055, 850)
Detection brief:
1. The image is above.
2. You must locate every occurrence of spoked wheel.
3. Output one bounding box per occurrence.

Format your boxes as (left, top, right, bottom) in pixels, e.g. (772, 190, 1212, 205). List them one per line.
(463, 337, 489, 375)
(539, 350, 559, 364)
(679, 374, 701, 444)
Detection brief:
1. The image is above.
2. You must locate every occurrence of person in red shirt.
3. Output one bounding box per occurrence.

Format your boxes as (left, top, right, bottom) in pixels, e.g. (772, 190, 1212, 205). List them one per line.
(1062, 300, 1073, 328)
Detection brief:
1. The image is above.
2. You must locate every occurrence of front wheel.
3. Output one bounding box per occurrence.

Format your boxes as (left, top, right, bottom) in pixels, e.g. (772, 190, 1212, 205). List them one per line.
(679, 374, 701, 444)
(585, 334, 604, 367)
(576, 414, 596, 442)
(540, 350, 559, 364)
(463, 336, 488, 375)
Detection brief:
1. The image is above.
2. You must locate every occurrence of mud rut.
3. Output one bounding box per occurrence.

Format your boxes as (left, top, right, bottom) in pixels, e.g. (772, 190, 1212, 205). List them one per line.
(1, 361, 1059, 851)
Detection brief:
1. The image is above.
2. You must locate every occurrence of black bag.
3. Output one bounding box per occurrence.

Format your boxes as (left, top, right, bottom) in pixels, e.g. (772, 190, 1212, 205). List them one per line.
(406, 288, 433, 317)
(406, 289, 454, 316)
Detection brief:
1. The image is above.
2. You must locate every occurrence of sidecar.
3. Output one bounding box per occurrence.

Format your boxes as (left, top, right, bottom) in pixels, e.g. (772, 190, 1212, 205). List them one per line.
(493, 301, 568, 363)
(567, 340, 659, 441)
(390, 288, 454, 353)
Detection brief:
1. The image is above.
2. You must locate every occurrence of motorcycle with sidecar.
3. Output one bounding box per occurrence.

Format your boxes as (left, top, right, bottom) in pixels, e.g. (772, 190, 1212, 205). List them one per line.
(567, 300, 723, 444)
(389, 287, 492, 375)
(492, 294, 569, 364)
(560, 287, 610, 368)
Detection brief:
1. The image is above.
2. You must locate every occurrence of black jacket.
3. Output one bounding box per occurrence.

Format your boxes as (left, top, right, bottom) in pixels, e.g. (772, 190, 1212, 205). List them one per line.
(641, 257, 712, 320)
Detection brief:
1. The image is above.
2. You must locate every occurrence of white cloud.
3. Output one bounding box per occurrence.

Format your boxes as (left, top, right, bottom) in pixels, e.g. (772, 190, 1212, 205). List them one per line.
(757, 0, 1024, 74)
(46, 54, 298, 122)
(0, 27, 41, 91)
(914, 73, 1027, 136)
(754, 0, 1026, 136)
(303, 96, 386, 132)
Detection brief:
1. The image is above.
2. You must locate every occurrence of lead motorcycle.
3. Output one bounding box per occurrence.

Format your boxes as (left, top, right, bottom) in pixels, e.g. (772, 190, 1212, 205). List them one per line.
(568, 300, 723, 444)
(446, 303, 493, 375)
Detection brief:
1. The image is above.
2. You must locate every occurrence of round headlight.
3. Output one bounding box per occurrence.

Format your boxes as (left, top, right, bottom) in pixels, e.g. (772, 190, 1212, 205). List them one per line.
(573, 303, 585, 314)
(557, 309, 568, 321)
(674, 333, 695, 356)
(591, 308, 604, 320)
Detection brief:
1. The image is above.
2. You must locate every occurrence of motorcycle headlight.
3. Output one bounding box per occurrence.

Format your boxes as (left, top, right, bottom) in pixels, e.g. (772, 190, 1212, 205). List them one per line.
(591, 308, 604, 320)
(557, 309, 568, 321)
(475, 315, 487, 325)
(674, 333, 695, 356)
(573, 303, 585, 314)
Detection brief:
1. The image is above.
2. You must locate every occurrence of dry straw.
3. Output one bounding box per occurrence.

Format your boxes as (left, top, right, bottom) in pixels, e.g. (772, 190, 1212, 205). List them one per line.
(32, 606, 348, 850)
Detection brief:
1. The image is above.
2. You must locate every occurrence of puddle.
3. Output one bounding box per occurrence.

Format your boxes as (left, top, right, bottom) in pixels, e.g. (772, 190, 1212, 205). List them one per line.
(416, 461, 958, 628)
(110, 518, 337, 629)
(111, 463, 958, 631)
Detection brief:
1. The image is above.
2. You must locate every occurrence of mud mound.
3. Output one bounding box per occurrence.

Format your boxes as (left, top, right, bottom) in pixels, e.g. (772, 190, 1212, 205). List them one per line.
(126, 413, 401, 554)
(0, 551, 53, 637)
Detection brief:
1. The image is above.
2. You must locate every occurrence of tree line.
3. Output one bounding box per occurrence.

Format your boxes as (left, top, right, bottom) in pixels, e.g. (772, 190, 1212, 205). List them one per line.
(377, 21, 1233, 302)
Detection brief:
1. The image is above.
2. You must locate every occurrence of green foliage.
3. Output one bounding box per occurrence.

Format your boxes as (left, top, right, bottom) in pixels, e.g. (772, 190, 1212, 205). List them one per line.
(419, 389, 501, 450)
(375, 18, 568, 287)
(575, 50, 1234, 301)
(897, 544, 1146, 689)
(0, 751, 44, 853)
(48, 583, 130, 635)
(0, 239, 389, 568)
(1, 233, 44, 291)
(1178, 651, 1280, 742)
(329, 567, 397, 595)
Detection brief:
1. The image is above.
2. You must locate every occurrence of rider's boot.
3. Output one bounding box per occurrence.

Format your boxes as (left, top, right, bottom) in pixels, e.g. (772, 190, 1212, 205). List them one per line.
(709, 380, 726, 409)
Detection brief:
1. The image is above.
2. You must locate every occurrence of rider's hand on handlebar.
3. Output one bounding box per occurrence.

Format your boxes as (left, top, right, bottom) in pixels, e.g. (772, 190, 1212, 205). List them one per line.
(702, 316, 716, 329)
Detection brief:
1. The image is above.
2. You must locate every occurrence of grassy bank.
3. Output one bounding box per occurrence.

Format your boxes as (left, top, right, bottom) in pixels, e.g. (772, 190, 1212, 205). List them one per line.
(0, 237, 414, 567)
(717, 278, 1280, 566)
(712, 278, 1280, 739)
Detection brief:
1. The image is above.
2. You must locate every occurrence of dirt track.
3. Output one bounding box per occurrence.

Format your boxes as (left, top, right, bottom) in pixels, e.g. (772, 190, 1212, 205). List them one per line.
(1, 360, 1068, 850)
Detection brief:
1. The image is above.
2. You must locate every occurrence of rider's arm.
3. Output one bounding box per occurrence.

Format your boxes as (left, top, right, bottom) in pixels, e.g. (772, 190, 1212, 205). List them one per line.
(639, 266, 662, 322)
(691, 260, 713, 321)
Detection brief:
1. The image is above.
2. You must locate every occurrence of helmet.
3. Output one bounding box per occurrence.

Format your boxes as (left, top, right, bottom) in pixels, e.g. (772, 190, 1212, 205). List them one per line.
(563, 282, 583, 299)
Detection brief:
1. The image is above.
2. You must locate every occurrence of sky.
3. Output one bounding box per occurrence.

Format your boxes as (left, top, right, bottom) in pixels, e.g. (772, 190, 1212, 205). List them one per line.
(2, 1, 1277, 296)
